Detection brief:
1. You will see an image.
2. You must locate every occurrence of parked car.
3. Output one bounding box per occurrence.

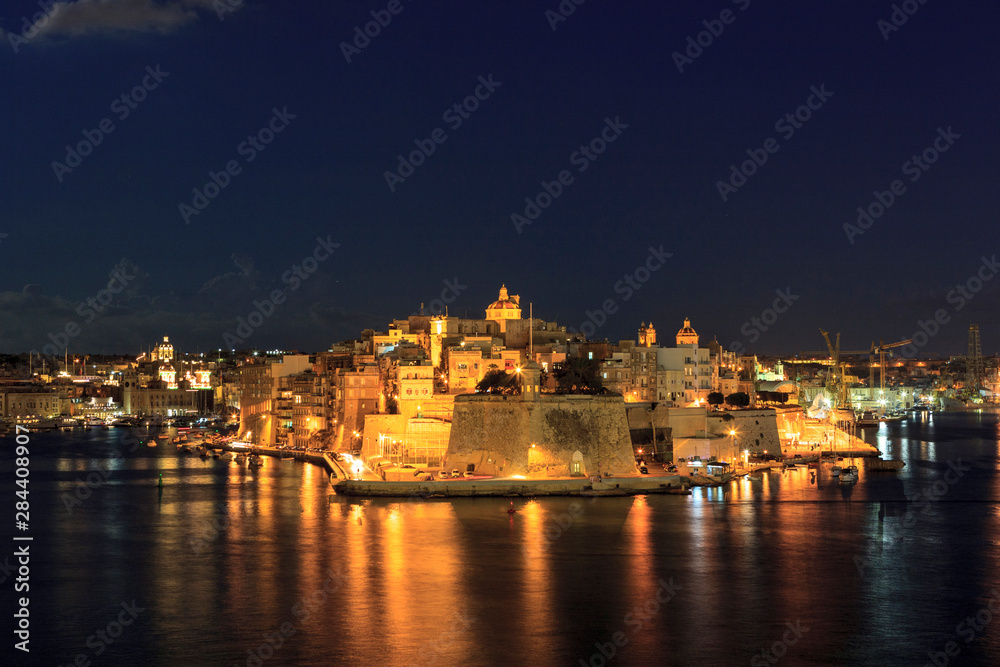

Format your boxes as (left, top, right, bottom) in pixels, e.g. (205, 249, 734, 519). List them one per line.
(438, 470, 450, 480)
(451, 469, 461, 478)
(639, 466, 649, 474)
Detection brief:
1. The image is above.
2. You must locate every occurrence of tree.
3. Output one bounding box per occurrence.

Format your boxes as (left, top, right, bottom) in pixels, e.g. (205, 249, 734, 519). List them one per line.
(554, 356, 604, 394)
(707, 392, 725, 410)
(475, 370, 521, 395)
(725, 392, 750, 408)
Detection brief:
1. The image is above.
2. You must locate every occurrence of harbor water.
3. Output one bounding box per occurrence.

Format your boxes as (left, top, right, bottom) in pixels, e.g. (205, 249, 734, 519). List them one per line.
(2, 410, 999, 666)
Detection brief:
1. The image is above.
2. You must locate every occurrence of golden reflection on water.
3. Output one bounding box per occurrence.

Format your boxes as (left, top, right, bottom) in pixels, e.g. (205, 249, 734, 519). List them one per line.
(517, 499, 554, 660)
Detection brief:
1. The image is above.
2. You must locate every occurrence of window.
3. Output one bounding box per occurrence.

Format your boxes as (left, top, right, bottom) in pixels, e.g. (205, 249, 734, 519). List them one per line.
(588, 352, 593, 360)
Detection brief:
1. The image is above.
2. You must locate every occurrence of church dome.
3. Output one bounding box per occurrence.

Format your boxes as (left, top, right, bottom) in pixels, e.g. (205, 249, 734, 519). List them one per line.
(485, 284, 522, 326)
(676, 318, 699, 346)
(487, 284, 520, 310)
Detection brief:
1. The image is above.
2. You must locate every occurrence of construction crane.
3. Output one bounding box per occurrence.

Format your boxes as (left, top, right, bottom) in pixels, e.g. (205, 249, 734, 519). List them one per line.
(868, 338, 913, 407)
(819, 329, 850, 408)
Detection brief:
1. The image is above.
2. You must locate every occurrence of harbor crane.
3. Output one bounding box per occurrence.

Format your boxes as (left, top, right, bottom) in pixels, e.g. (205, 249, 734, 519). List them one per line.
(869, 338, 913, 405)
(819, 329, 850, 408)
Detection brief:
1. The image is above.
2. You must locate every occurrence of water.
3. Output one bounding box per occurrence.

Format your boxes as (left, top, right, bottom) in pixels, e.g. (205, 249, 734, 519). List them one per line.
(2, 412, 999, 666)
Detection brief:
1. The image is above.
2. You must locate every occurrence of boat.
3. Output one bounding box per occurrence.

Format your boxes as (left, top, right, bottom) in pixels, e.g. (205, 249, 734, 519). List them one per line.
(199, 449, 209, 459)
(147, 440, 157, 447)
(248, 454, 263, 467)
(856, 410, 881, 426)
(235, 452, 247, 463)
(840, 470, 858, 483)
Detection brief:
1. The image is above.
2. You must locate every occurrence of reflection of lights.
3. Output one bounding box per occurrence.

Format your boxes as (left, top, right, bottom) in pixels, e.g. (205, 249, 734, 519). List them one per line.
(511, 475, 526, 479)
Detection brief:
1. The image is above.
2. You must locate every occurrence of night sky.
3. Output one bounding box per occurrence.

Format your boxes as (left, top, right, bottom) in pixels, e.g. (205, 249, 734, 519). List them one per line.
(2, 0, 998, 357)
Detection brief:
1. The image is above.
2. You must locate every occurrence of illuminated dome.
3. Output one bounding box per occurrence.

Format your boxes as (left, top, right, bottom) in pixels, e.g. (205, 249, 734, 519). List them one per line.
(676, 318, 699, 346)
(486, 284, 522, 319)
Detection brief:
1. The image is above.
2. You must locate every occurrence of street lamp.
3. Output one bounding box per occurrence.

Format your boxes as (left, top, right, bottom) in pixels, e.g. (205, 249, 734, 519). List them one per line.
(729, 429, 738, 466)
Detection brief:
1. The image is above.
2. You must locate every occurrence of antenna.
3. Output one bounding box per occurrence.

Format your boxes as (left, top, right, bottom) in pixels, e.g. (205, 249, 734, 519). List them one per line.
(529, 302, 533, 359)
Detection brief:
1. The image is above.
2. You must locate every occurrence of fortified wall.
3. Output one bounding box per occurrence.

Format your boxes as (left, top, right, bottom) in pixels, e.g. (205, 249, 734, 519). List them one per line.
(446, 393, 637, 476)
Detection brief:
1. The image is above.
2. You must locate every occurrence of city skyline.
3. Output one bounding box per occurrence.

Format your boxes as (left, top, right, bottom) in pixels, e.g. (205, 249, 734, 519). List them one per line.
(2, 1, 998, 355)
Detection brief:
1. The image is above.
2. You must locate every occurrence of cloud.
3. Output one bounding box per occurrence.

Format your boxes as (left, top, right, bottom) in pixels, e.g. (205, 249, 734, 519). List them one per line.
(0, 253, 366, 355)
(8, 0, 240, 43)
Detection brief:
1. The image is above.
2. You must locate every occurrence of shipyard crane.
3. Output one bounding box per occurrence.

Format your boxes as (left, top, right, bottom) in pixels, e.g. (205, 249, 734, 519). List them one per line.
(868, 338, 913, 407)
(819, 329, 850, 408)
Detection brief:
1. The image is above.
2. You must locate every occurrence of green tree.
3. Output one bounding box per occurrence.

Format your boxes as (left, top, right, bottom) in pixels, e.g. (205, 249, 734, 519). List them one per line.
(725, 392, 750, 408)
(707, 391, 725, 410)
(554, 357, 604, 394)
(475, 370, 521, 395)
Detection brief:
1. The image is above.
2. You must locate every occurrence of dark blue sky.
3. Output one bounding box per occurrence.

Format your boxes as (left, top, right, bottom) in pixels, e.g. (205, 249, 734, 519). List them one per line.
(2, 0, 997, 358)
